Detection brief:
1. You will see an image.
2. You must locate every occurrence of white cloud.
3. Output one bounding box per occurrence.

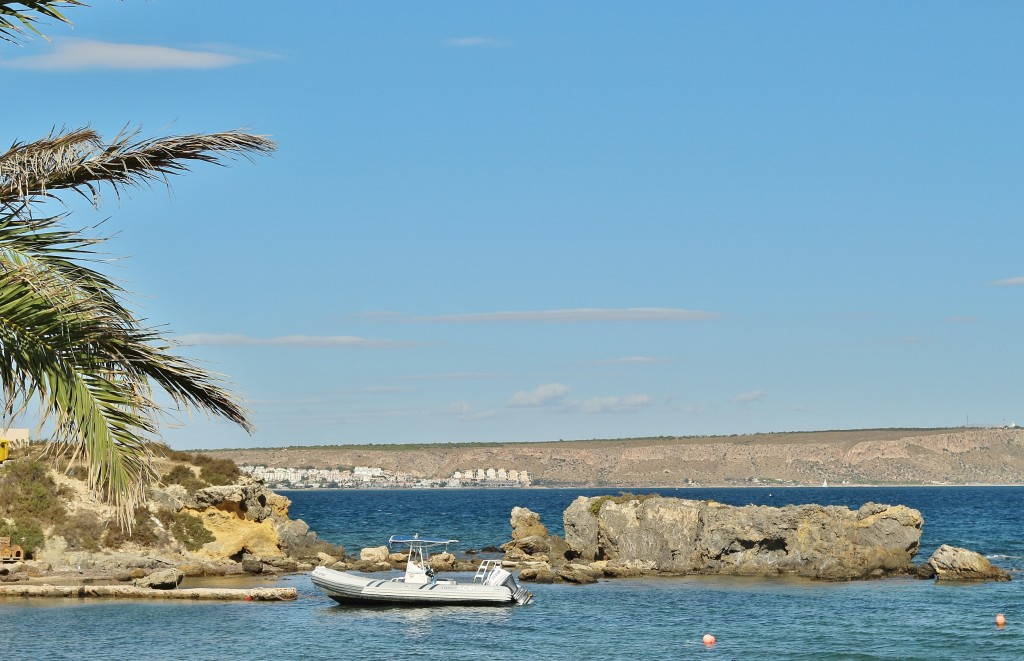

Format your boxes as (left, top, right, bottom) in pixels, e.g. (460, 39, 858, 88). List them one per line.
(509, 383, 569, 407)
(989, 276, 1024, 287)
(1, 39, 248, 71)
(395, 372, 491, 382)
(442, 401, 473, 416)
(177, 333, 420, 348)
(730, 390, 766, 404)
(572, 394, 651, 414)
(440, 401, 498, 420)
(590, 356, 668, 365)
(446, 37, 498, 47)
(414, 307, 717, 323)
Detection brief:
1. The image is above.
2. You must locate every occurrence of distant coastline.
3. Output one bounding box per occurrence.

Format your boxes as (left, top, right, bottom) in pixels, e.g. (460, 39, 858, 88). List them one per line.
(206, 427, 1024, 490)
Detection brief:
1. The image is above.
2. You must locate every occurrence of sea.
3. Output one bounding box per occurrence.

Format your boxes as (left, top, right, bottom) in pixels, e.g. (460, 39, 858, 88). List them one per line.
(0, 486, 1020, 660)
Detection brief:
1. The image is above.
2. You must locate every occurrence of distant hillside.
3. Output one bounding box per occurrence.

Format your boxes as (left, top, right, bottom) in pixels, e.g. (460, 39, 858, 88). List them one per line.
(204, 427, 1024, 487)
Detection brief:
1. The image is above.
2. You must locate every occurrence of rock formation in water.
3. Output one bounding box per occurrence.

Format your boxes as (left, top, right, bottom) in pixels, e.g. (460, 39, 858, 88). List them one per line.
(926, 544, 1011, 581)
(560, 495, 924, 581)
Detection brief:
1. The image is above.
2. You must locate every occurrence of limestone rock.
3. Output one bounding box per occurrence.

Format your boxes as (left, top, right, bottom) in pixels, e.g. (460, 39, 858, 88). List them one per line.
(428, 552, 455, 572)
(563, 497, 600, 562)
(193, 509, 283, 561)
(927, 544, 1011, 582)
(501, 534, 549, 555)
(557, 563, 600, 584)
(187, 484, 274, 522)
(149, 484, 188, 511)
(359, 546, 390, 563)
(563, 495, 924, 580)
(518, 564, 557, 583)
(503, 508, 569, 567)
(134, 568, 184, 590)
(510, 507, 550, 540)
(241, 559, 264, 574)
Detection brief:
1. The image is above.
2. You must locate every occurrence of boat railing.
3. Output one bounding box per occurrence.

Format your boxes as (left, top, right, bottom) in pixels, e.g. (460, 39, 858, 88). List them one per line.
(473, 559, 505, 584)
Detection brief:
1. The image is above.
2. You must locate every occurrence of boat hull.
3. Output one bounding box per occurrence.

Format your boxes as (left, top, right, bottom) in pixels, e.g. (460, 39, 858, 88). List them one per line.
(311, 566, 516, 606)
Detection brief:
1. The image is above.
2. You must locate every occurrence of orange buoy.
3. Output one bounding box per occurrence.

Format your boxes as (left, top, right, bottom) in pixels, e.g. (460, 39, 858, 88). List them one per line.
(996, 613, 1006, 627)
(703, 634, 716, 646)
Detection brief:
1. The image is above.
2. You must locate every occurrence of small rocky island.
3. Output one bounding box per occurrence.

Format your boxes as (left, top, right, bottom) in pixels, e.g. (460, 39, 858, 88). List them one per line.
(500, 494, 1011, 584)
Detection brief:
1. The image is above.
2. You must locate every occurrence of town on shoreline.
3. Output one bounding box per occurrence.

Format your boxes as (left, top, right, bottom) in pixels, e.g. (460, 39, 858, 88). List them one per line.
(242, 464, 532, 490)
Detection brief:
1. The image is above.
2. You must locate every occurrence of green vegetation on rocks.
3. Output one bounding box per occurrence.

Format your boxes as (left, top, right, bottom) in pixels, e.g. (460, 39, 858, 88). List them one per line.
(156, 510, 215, 552)
(588, 492, 661, 516)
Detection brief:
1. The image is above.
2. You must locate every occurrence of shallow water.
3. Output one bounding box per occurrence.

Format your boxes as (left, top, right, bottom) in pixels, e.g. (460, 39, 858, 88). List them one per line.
(0, 487, 1020, 660)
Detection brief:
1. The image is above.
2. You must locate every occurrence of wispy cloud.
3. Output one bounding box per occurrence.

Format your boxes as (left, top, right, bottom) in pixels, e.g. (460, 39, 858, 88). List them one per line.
(412, 307, 717, 324)
(508, 383, 651, 414)
(1, 39, 253, 71)
(394, 372, 491, 382)
(177, 333, 421, 348)
(509, 383, 570, 407)
(571, 394, 651, 414)
(440, 401, 498, 420)
(989, 276, 1024, 287)
(446, 37, 499, 47)
(730, 390, 766, 404)
(589, 356, 669, 366)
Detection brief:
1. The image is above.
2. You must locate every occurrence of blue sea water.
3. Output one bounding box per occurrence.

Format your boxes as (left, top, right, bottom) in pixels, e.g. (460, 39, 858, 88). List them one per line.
(0, 486, 1020, 660)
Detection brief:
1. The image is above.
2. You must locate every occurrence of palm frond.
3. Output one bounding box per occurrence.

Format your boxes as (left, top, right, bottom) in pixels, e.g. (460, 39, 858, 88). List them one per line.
(0, 1, 85, 44)
(0, 127, 276, 205)
(0, 267, 159, 526)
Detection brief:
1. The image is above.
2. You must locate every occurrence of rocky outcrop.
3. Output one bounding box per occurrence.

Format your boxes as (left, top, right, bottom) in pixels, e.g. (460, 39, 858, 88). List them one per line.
(927, 545, 1011, 582)
(563, 495, 924, 580)
(500, 507, 570, 566)
(134, 568, 184, 590)
(22, 465, 343, 581)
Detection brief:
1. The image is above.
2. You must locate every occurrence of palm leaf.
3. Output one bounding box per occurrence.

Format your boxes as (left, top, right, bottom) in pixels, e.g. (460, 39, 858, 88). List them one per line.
(0, 127, 276, 205)
(0, 1, 84, 44)
(0, 126, 274, 526)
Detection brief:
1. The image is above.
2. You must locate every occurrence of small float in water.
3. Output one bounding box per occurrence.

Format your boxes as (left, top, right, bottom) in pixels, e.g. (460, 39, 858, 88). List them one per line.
(311, 534, 533, 606)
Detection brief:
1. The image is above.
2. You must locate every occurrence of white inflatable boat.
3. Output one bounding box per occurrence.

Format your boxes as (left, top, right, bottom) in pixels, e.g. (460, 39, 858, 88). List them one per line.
(311, 534, 533, 606)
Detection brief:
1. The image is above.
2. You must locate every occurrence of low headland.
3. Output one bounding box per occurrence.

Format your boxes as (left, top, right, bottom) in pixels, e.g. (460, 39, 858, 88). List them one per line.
(207, 427, 1024, 488)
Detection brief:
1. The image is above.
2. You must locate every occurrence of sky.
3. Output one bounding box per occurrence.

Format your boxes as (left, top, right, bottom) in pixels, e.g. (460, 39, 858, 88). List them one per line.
(3, 1, 1024, 449)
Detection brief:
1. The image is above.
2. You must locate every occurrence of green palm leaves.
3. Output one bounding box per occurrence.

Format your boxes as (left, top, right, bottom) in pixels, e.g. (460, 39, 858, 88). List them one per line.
(0, 1, 84, 44)
(0, 1, 276, 529)
(0, 128, 274, 527)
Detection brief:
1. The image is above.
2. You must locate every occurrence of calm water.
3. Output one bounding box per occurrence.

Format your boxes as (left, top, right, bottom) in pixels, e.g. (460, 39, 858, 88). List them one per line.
(0, 487, 1020, 660)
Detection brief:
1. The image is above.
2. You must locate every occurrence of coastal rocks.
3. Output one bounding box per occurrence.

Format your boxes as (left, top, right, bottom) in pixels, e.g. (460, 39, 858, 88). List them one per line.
(501, 507, 570, 567)
(563, 495, 924, 580)
(359, 546, 391, 564)
(927, 545, 1011, 582)
(134, 568, 184, 590)
(556, 563, 600, 584)
(186, 484, 275, 522)
(510, 506, 550, 539)
(428, 552, 456, 572)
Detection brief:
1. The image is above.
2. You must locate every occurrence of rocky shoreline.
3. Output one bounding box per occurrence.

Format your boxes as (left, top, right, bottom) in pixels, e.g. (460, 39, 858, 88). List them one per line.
(0, 467, 1010, 597)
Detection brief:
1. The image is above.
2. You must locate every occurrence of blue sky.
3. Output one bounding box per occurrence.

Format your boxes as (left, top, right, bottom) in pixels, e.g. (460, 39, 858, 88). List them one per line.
(4, 1, 1024, 449)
